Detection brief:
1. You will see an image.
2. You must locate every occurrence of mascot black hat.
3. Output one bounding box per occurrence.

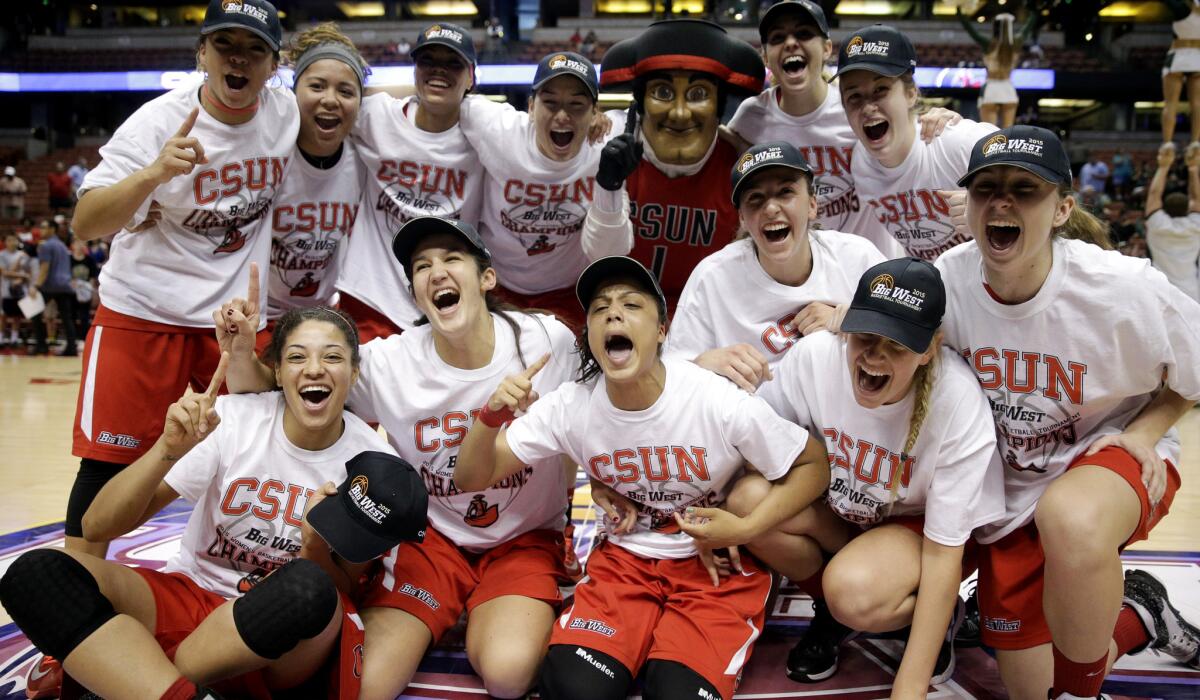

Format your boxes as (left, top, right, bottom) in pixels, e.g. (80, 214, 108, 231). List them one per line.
(599, 19, 765, 96)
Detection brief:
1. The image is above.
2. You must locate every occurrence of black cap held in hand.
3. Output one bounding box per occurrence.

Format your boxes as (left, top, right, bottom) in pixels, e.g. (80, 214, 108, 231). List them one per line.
(307, 451, 428, 564)
(840, 258, 946, 353)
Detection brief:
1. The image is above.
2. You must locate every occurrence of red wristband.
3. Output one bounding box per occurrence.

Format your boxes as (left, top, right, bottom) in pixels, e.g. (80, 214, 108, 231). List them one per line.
(478, 404, 515, 428)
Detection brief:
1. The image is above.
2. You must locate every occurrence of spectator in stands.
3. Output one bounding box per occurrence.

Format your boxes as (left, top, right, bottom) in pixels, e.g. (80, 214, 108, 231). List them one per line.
(67, 156, 89, 194)
(1146, 143, 1200, 300)
(1, 166, 27, 220)
(1112, 150, 1134, 199)
(581, 30, 597, 59)
(1, 232, 32, 347)
(31, 221, 77, 356)
(569, 27, 583, 53)
(47, 161, 74, 212)
(70, 238, 98, 339)
(395, 35, 412, 57)
(1079, 152, 1110, 194)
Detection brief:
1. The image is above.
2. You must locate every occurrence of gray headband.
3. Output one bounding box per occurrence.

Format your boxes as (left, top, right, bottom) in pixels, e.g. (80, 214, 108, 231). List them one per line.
(293, 42, 366, 91)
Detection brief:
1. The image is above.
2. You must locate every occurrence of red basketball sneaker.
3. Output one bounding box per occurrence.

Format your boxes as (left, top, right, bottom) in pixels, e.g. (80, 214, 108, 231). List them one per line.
(25, 655, 61, 699)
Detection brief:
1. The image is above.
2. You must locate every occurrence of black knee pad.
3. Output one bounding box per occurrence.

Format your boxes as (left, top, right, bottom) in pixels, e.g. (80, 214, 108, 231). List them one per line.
(643, 659, 723, 700)
(538, 644, 631, 700)
(0, 549, 115, 659)
(65, 458, 127, 537)
(232, 558, 337, 660)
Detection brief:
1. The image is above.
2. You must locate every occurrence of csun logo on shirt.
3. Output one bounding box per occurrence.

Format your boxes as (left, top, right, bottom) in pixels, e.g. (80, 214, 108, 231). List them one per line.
(846, 35, 890, 58)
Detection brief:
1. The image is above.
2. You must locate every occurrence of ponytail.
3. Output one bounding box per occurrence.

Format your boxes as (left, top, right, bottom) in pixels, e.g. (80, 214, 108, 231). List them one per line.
(885, 338, 940, 515)
(1056, 185, 1114, 249)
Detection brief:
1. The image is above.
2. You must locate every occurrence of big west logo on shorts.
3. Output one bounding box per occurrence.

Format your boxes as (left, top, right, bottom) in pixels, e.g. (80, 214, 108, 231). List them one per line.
(968, 347, 1087, 405)
(586, 446, 710, 485)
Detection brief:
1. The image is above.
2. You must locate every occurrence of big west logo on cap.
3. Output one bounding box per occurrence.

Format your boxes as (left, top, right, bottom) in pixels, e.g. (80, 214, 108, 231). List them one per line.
(983, 133, 1046, 158)
(846, 35, 890, 58)
(348, 475, 392, 525)
(221, 0, 269, 24)
(548, 53, 590, 76)
(425, 24, 464, 42)
(737, 147, 784, 174)
(869, 273, 926, 310)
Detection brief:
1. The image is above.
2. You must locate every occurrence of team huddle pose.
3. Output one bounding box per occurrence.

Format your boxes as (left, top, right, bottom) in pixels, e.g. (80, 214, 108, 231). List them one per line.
(2, 1, 1200, 699)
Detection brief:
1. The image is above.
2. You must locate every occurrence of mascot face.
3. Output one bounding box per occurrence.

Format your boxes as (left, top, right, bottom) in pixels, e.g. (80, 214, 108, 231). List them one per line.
(641, 71, 720, 165)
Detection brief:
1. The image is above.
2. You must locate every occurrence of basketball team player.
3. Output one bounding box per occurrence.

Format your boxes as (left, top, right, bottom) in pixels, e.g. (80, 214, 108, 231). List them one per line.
(337, 22, 484, 340)
(67, 0, 297, 562)
(266, 24, 368, 322)
(939, 125, 1200, 699)
(2, 308, 427, 700)
(727, 0, 960, 258)
(734, 258, 1004, 691)
(457, 255, 831, 700)
(665, 142, 884, 392)
(220, 217, 578, 699)
(836, 24, 997, 261)
(456, 51, 628, 327)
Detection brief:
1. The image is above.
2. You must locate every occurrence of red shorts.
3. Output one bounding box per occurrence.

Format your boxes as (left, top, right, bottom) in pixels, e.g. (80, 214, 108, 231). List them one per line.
(72, 306, 269, 462)
(978, 446, 1181, 650)
(337, 294, 404, 343)
(133, 568, 364, 700)
(858, 514, 979, 580)
(492, 285, 583, 332)
(552, 542, 771, 699)
(361, 526, 565, 641)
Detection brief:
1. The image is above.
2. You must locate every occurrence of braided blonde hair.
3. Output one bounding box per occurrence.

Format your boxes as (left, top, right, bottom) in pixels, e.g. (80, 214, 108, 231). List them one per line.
(885, 335, 941, 512)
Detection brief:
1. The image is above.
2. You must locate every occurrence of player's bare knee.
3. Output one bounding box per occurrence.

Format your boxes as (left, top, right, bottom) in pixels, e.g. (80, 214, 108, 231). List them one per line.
(725, 474, 769, 517)
(472, 642, 542, 698)
(1034, 488, 1109, 564)
(823, 565, 887, 631)
(232, 559, 337, 660)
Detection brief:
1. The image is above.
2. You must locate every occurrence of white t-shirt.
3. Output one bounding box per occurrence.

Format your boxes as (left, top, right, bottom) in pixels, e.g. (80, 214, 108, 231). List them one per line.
(339, 94, 485, 330)
(728, 86, 901, 256)
(506, 359, 810, 560)
(937, 238, 1200, 541)
(459, 96, 614, 295)
(665, 232, 883, 367)
(266, 143, 364, 319)
(348, 312, 576, 551)
(759, 332, 1004, 546)
(852, 119, 997, 261)
(80, 83, 298, 327)
(163, 392, 391, 597)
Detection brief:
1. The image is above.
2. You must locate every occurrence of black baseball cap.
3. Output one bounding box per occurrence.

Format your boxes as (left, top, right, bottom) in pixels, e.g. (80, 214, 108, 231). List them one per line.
(307, 451, 429, 564)
(731, 142, 814, 206)
(833, 24, 917, 79)
(759, 0, 830, 40)
(201, 0, 282, 52)
(411, 22, 477, 65)
(532, 51, 599, 100)
(576, 256, 667, 313)
(841, 258, 946, 353)
(391, 216, 491, 278)
(957, 125, 1073, 187)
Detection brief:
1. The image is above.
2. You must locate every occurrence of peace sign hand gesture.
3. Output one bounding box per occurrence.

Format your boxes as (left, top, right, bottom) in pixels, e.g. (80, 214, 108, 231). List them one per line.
(162, 352, 229, 458)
